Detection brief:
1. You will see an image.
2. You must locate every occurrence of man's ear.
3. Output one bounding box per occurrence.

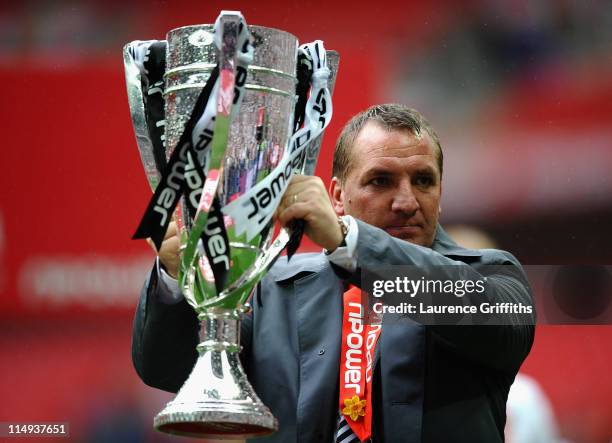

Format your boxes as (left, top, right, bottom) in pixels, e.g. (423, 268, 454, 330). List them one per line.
(329, 177, 345, 216)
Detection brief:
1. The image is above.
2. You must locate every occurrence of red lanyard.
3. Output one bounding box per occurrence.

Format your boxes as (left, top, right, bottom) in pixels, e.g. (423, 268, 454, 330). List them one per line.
(339, 285, 381, 441)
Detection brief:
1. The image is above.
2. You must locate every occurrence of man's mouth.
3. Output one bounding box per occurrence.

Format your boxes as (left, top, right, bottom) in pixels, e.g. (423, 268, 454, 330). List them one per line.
(384, 225, 422, 238)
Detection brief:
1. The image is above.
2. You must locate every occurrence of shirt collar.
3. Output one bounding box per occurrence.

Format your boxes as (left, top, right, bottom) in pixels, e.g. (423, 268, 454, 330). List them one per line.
(431, 224, 483, 258)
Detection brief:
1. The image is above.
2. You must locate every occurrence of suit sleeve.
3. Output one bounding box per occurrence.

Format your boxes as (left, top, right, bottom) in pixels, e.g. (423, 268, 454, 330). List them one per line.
(351, 220, 535, 373)
(131, 264, 199, 393)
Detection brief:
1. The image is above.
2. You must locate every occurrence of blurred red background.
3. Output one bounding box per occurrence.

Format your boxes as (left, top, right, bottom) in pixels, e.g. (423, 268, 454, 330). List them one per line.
(1, 1, 610, 442)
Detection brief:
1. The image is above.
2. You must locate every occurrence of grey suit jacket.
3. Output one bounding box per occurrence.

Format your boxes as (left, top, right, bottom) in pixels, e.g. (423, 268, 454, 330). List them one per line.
(132, 221, 534, 443)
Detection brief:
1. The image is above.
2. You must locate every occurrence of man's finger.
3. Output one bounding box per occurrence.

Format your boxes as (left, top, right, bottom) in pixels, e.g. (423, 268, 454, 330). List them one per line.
(164, 221, 178, 240)
(161, 236, 181, 258)
(289, 174, 313, 184)
(277, 202, 309, 228)
(282, 184, 314, 207)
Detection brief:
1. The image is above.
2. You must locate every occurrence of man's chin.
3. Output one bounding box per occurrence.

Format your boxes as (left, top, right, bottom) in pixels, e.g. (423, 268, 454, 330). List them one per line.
(385, 226, 422, 239)
(383, 226, 435, 247)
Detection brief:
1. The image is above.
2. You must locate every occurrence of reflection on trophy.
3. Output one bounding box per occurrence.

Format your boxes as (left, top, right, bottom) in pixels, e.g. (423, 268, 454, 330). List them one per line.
(124, 10, 338, 439)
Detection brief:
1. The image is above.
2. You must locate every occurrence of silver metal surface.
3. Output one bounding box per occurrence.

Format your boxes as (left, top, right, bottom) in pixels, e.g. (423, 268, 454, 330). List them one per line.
(123, 43, 160, 190)
(164, 24, 298, 174)
(154, 309, 277, 439)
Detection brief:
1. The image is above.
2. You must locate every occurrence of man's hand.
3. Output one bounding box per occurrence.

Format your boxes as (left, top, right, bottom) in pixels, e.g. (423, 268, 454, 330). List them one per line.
(276, 175, 344, 251)
(147, 220, 180, 279)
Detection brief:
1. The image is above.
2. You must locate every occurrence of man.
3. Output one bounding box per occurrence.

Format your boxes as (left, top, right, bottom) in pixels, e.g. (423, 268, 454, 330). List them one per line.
(132, 104, 534, 442)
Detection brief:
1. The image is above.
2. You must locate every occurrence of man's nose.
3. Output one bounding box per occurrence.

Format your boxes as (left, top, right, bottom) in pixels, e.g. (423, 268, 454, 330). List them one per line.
(391, 183, 419, 214)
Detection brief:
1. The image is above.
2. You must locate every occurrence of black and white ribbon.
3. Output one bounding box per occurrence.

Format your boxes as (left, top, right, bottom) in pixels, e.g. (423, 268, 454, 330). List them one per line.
(285, 49, 315, 258)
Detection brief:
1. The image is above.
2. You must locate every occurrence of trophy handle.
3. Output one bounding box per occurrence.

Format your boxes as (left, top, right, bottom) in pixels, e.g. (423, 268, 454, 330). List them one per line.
(123, 42, 162, 191)
(302, 50, 340, 176)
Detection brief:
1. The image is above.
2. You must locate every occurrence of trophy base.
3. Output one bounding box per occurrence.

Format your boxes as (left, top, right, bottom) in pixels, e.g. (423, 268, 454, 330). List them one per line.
(154, 309, 278, 439)
(155, 407, 276, 439)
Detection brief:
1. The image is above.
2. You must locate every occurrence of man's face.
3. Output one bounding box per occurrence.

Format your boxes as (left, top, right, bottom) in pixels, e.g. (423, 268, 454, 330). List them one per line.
(331, 121, 442, 247)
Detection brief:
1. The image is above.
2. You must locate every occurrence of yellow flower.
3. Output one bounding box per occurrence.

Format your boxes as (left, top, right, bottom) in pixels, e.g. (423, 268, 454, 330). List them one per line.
(342, 395, 366, 421)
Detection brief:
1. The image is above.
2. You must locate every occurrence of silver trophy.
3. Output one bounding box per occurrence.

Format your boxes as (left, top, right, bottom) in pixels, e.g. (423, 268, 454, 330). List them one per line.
(125, 11, 338, 440)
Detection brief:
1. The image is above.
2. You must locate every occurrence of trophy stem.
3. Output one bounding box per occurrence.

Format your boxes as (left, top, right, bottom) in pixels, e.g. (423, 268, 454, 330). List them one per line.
(154, 308, 278, 439)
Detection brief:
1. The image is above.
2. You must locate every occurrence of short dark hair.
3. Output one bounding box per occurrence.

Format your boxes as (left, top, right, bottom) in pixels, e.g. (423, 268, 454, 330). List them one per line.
(332, 104, 443, 182)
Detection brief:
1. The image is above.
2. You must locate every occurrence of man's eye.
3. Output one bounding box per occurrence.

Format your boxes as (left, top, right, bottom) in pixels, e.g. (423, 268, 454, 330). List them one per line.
(369, 177, 390, 186)
(414, 175, 434, 187)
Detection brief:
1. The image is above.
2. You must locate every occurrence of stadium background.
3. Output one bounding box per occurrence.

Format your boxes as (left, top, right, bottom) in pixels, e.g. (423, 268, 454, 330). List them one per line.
(1, 1, 611, 441)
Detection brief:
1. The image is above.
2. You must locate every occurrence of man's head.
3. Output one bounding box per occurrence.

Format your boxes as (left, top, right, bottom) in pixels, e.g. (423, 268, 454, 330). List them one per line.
(330, 104, 443, 247)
